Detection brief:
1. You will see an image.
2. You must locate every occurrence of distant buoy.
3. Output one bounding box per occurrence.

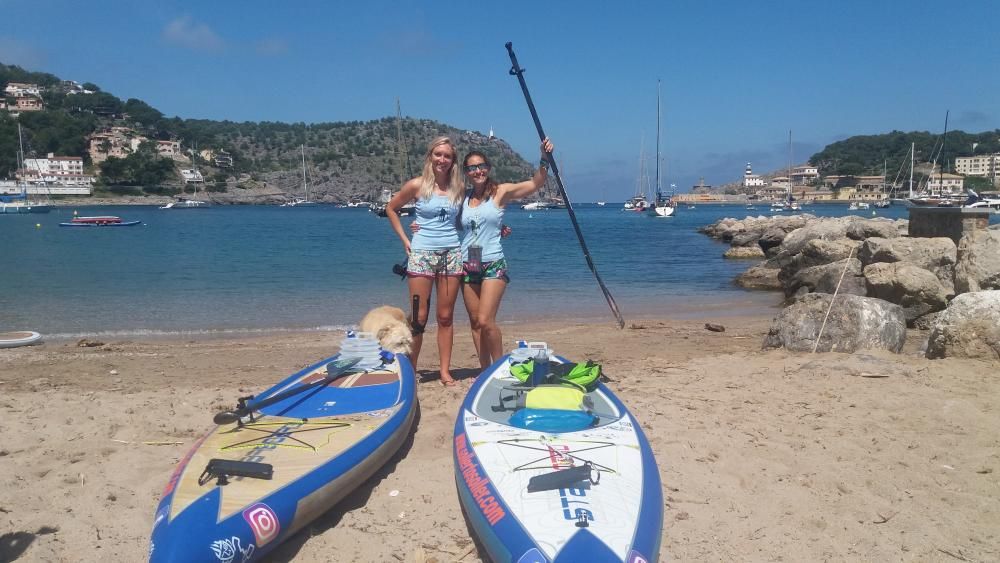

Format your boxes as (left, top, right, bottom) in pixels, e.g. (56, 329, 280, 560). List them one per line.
(73, 210, 78, 216)
(872, 211, 876, 216)
(35, 223, 41, 228)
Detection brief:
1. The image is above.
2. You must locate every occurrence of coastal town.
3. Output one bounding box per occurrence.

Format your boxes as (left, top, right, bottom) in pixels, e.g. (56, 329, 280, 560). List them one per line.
(3, 77, 999, 208)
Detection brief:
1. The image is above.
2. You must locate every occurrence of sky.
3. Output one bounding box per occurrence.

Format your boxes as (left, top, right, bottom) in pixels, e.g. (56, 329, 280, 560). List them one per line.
(2, 0, 998, 200)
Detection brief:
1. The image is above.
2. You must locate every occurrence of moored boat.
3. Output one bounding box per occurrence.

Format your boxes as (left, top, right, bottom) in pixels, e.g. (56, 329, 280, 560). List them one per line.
(161, 198, 210, 209)
(59, 215, 142, 227)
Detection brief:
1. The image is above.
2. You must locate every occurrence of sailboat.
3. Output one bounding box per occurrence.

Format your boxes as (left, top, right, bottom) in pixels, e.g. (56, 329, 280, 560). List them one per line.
(786, 131, 800, 211)
(650, 80, 675, 218)
(890, 142, 916, 207)
(906, 111, 966, 207)
(873, 160, 891, 208)
(282, 145, 318, 206)
(161, 144, 210, 209)
(1, 124, 52, 214)
(372, 99, 415, 217)
(624, 135, 649, 211)
(771, 131, 799, 212)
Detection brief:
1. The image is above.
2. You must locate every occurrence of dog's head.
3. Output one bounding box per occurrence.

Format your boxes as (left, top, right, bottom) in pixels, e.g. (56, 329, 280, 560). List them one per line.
(377, 324, 413, 355)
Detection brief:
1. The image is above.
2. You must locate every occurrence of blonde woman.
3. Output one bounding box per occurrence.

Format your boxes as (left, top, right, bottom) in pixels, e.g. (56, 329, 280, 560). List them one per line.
(386, 136, 465, 386)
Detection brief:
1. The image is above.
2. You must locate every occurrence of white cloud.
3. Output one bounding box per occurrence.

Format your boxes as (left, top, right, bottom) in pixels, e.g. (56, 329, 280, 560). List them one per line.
(162, 16, 224, 52)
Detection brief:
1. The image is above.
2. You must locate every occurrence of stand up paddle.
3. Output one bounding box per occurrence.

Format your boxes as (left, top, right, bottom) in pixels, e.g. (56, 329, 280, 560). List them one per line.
(212, 357, 361, 424)
(505, 42, 626, 329)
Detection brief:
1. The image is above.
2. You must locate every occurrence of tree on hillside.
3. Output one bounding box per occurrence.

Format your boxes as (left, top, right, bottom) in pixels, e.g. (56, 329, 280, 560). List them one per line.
(17, 111, 96, 162)
(124, 98, 164, 129)
(97, 141, 176, 187)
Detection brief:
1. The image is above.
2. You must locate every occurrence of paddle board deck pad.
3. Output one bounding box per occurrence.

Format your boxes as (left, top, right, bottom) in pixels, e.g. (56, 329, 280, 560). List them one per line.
(454, 355, 663, 562)
(0, 331, 42, 348)
(149, 353, 416, 562)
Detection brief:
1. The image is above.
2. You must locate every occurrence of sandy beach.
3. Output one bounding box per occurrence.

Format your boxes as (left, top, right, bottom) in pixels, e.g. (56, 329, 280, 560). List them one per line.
(1, 314, 997, 562)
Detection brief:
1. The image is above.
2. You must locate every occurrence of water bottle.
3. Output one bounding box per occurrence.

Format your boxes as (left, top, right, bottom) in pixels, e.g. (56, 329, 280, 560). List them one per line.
(530, 350, 549, 387)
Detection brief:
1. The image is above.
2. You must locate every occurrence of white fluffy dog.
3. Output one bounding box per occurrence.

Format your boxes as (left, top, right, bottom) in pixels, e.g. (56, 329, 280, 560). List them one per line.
(359, 305, 413, 355)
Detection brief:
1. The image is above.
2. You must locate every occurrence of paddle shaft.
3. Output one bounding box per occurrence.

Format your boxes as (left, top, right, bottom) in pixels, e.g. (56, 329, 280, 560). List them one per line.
(213, 357, 360, 424)
(505, 42, 626, 329)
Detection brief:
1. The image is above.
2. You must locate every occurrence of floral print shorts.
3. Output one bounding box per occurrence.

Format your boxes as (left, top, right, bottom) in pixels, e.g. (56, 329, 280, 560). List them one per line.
(407, 248, 464, 277)
(462, 258, 510, 284)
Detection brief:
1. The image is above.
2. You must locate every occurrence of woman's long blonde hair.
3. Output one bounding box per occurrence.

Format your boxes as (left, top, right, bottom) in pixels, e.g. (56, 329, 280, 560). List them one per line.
(418, 136, 464, 204)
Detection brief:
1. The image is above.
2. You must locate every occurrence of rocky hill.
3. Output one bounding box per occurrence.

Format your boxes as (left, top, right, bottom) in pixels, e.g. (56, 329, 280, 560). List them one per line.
(1, 61, 535, 204)
(203, 119, 535, 204)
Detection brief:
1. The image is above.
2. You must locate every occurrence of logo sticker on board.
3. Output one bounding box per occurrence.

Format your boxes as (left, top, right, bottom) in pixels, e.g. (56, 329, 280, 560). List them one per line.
(243, 503, 280, 546)
(627, 550, 649, 563)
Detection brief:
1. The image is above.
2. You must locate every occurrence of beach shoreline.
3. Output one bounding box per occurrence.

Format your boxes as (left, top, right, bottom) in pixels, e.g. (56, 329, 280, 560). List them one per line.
(2, 312, 997, 562)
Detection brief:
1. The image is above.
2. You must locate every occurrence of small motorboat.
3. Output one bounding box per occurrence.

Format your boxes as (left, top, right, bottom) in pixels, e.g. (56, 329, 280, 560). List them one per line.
(59, 216, 142, 227)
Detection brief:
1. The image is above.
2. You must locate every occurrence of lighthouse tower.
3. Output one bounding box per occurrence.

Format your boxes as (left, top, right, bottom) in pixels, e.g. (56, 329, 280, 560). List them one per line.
(743, 162, 765, 189)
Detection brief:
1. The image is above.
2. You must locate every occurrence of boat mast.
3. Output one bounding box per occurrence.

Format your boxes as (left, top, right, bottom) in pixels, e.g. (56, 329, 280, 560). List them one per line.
(636, 134, 645, 199)
(300, 144, 308, 200)
(396, 98, 406, 184)
(788, 129, 793, 203)
(909, 142, 915, 198)
(655, 79, 661, 204)
(16, 123, 25, 197)
(938, 110, 949, 195)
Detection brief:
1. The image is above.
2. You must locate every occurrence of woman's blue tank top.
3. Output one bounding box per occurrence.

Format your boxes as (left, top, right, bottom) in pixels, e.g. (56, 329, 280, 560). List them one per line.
(411, 193, 461, 250)
(460, 196, 504, 261)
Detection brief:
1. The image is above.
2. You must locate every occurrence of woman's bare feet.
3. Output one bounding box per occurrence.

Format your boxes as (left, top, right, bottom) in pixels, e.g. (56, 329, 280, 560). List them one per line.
(439, 372, 457, 387)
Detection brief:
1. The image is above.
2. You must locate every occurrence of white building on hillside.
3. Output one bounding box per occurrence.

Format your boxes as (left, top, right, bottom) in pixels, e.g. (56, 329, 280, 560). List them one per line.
(743, 162, 766, 189)
(4, 82, 41, 97)
(20, 154, 94, 190)
(790, 165, 819, 186)
(925, 172, 965, 195)
(180, 169, 204, 183)
(955, 153, 999, 185)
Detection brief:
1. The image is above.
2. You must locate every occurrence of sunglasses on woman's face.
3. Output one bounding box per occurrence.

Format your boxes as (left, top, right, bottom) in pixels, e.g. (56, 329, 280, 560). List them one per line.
(464, 163, 490, 173)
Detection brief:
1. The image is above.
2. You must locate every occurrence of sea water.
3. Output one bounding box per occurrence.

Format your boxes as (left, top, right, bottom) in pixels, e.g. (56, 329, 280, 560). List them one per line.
(0, 203, 961, 337)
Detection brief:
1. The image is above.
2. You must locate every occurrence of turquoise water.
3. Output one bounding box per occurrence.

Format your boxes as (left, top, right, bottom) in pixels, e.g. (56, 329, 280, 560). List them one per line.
(0, 202, 959, 337)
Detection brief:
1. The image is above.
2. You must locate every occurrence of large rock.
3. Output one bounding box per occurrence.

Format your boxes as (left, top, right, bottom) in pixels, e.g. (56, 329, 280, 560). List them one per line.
(777, 239, 861, 287)
(758, 227, 787, 254)
(762, 293, 906, 353)
(779, 218, 854, 255)
(863, 262, 949, 323)
(730, 232, 761, 247)
(845, 217, 906, 241)
(954, 229, 1000, 293)
(736, 263, 782, 290)
(789, 258, 867, 297)
(926, 290, 1000, 360)
(857, 236, 957, 293)
(724, 246, 766, 259)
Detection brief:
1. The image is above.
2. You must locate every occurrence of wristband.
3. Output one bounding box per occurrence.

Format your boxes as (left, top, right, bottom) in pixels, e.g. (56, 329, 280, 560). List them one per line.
(539, 158, 549, 169)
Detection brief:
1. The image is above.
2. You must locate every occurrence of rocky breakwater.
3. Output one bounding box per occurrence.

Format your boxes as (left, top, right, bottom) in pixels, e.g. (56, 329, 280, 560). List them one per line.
(700, 214, 1000, 360)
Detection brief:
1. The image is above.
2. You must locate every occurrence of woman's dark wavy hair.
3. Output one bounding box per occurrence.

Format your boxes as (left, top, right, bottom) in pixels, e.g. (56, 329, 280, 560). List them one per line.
(463, 150, 498, 201)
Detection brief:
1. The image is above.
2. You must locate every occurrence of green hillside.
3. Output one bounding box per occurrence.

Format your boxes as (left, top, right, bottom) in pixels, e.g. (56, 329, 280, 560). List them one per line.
(1, 62, 534, 201)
